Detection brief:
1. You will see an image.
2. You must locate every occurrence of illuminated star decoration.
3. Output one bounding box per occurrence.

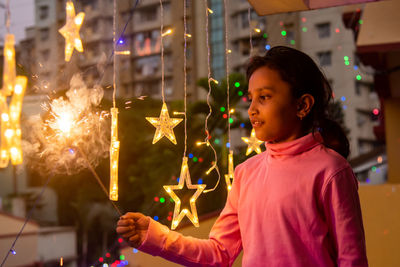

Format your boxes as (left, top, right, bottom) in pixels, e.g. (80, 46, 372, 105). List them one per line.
(241, 128, 264, 156)
(0, 34, 27, 168)
(146, 102, 183, 145)
(58, 1, 85, 62)
(225, 150, 234, 192)
(164, 157, 205, 230)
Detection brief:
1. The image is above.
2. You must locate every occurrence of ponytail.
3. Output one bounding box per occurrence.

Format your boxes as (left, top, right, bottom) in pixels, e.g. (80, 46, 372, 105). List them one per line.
(316, 118, 350, 159)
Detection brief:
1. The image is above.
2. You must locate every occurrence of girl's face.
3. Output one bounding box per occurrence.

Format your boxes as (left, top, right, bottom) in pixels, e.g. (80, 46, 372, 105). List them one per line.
(248, 66, 303, 143)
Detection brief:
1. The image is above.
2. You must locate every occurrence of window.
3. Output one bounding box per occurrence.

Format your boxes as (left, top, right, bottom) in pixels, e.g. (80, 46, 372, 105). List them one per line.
(316, 23, 330, 38)
(41, 49, 50, 61)
(140, 6, 157, 22)
(135, 56, 160, 76)
(39, 5, 49, 20)
(134, 30, 161, 56)
(40, 28, 49, 41)
(317, 51, 332, 66)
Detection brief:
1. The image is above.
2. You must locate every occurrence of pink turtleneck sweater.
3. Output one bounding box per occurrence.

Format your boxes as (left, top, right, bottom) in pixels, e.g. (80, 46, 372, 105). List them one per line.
(138, 133, 368, 267)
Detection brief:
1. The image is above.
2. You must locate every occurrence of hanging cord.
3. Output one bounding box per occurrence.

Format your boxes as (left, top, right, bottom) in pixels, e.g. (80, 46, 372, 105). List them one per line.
(183, 0, 188, 158)
(248, 7, 253, 55)
(112, 0, 117, 108)
(160, 0, 165, 103)
(202, 0, 221, 193)
(223, 0, 231, 146)
(5, 0, 10, 34)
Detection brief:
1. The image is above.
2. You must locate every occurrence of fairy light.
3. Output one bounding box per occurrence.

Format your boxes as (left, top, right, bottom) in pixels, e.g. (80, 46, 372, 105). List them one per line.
(223, 0, 234, 192)
(163, 157, 205, 230)
(199, 0, 221, 194)
(163, 0, 206, 230)
(58, 1, 85, 62)
(147, 0, 182, 145)
(207, 8, 213, 14)
(115, 50, 131, 55)
(109, 108, 119, 201)
(161, 29, 173, 37)
(242, 128, 264, 156)
(224, 150, 234, 191)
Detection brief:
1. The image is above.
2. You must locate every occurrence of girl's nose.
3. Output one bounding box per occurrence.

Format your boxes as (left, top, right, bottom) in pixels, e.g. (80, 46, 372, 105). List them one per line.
(248, 101, 258, 117)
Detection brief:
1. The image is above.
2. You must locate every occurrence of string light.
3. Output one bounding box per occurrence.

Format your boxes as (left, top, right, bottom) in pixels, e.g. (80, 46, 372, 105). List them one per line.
(207, 8, 213, 14)
(164, 157, 205, 229)
(109, 108, 119, 201)
(0, 34, 27, 167)
(58, 1, 85, 62)
(161, 29, 173, 37)
(241, 128, 264, 156)
(115, 50, 131, 55)
(224, 150, 234, 191)
(146, 103, 183, 144)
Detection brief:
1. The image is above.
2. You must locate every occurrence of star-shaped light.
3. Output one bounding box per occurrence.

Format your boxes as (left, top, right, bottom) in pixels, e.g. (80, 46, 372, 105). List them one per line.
(224, 150, 234, 192)
(146, 102, 183, 145)
(241, 128, 264, 156)
(58, 1, 85, 62)
(164, 157, 205, 230)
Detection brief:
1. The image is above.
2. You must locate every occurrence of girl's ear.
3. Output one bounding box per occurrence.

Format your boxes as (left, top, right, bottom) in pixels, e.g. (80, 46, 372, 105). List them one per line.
(296, 94, 315, 119)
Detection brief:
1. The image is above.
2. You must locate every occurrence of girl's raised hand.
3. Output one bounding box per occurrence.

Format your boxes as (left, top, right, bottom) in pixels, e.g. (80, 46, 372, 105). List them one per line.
(116, 212, 150, 248)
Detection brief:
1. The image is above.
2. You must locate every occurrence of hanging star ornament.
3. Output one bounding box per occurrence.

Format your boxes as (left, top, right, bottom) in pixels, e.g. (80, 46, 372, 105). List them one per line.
(58, 1, 85, 62)
(164, 157, 206, 230)
(241, 128, 264, 156)
(225, 150, 234, 192)
(146, 102, 183, 144)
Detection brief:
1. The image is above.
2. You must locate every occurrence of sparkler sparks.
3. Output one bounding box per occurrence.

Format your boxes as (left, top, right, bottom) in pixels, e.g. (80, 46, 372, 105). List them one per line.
(24, 74, 109, 175)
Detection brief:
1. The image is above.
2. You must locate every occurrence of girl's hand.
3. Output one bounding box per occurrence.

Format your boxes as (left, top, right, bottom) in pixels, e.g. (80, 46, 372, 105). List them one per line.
(116, 212, 150, 248)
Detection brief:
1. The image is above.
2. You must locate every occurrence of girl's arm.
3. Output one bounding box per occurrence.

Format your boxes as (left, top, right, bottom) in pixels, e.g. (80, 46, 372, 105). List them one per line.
(322, 166, 369, 267)
(137, 166, 244, 267)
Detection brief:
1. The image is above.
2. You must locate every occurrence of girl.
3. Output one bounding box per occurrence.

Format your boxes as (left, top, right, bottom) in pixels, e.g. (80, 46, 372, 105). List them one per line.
(116, 46, 368, 267)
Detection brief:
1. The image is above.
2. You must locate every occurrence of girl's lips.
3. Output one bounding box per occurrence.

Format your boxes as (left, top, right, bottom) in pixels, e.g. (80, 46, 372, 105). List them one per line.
(251, 120, 264, 128)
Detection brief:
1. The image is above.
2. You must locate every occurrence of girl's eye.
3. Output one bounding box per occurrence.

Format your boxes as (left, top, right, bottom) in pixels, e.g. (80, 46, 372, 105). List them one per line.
(260, 95, 270, 100)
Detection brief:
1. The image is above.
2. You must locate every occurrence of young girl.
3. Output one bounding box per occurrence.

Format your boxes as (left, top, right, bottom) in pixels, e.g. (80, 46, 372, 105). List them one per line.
(116, 46, 368, 267)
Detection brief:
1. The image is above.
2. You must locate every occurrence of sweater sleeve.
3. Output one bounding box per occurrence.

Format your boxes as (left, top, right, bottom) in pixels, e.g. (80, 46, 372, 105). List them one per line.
(322, 166, 369, 267)
(137, 165, 243, 267)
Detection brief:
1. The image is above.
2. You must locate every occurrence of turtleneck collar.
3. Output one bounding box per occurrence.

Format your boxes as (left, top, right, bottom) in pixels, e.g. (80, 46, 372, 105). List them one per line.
(265, 132, 323, 157)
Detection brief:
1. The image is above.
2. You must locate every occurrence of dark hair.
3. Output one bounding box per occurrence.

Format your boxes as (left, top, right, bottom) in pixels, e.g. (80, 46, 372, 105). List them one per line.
(246, 46, 350, 158)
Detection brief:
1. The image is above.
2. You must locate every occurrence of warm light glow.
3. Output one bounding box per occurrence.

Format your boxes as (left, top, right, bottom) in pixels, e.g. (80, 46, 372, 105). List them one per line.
(207, 8, 213, 14)
(146, 102, 183, 145)
(115, 50, 131, 55)
(57, 112, 73, 135)
(0, 37, 27, 168)
(241, 128, 264, 156)
(163, 157, 205, 229)
(109, 108, 119, 201)
(224, 150, 234, 192)
(185, 33, 192, 38)
(254, 28, 261, 33)
(58, 1, 85, 62)
(162, 29, 173, 37)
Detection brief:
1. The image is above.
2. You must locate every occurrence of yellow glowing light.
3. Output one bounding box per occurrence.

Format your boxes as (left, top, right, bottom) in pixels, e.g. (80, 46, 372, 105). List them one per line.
(210, 78, 219, 84)
(115, 50, 131, 55)
(185, 33, 192, 38)
(229, 108, 235, 114)
(162, 29, 173, 37)
(227, 49, 232, 54)
(254, 28, 261, 33)
(146, 102, 183, 145)
(109, 108, 119, 201)
(0, 35, 27, 167)
(2, 34, 16, 96)
(241, 128, 264, 156)
(58, 1, 85, 62)
(224, 150, 234, 192)
(207, 8, 214, 14)
(164, 157, 205, 230)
